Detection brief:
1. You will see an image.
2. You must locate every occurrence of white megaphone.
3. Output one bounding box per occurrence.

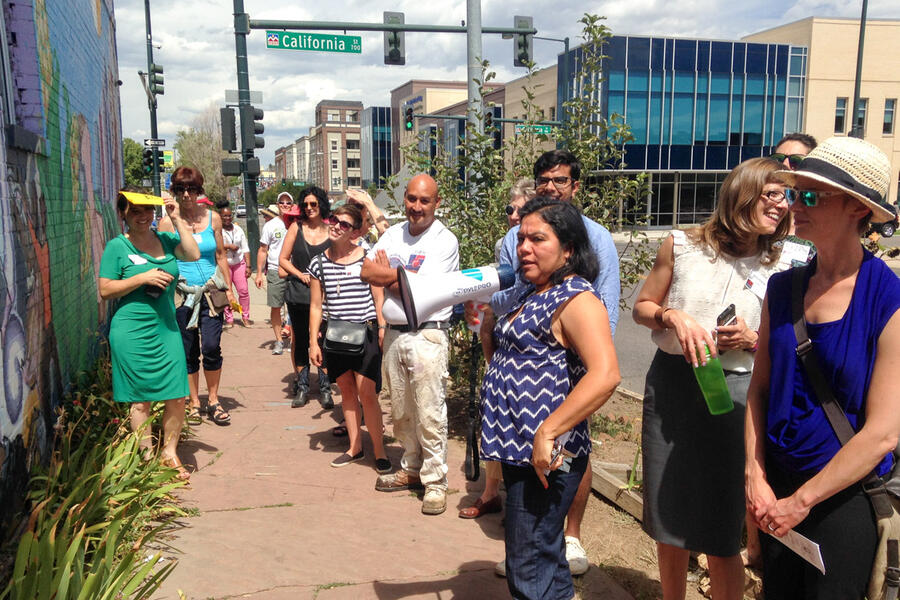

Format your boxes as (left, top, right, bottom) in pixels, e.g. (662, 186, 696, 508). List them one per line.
(395, 264, 516, 333)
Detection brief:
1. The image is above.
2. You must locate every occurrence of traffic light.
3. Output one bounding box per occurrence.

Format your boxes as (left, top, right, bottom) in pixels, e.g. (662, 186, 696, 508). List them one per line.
(142, 148, 154, 175)
(149, 63, 164, 96)
(485, 111, 493, 129)
(383, 12, 405, 65)
(513, 16, 533, 67)
(404, 107, 414, 131)
(221, 107, 236, 152)
(239, 104, 265, 149)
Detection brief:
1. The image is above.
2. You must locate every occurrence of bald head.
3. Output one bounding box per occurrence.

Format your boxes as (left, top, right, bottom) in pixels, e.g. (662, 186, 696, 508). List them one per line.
(404, 174, 441, 236)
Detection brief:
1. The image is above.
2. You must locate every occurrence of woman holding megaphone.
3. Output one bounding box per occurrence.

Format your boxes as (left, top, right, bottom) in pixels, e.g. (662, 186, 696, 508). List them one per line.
(478, 197, 620, 600)
(308, 203, 392, 474)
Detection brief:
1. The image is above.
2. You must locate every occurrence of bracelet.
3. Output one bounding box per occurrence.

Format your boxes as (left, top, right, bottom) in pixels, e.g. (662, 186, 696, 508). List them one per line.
(654, 306, 671, 329)
(750, 331, 760, 352)
(377, 324, 388, 329)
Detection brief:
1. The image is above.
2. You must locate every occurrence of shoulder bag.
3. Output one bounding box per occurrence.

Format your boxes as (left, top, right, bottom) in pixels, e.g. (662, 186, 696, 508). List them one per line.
(791, 266, 900, 600)
(285, 231, 311, 305)
(318, 254, 367, 356)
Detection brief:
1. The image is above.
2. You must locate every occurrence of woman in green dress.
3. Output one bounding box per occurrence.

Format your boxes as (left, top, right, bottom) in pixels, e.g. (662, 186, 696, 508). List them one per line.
(98, 190, 200, 480)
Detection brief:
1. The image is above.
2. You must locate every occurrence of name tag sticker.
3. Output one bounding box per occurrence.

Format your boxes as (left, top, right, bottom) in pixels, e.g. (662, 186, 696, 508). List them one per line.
(345, 264, 362, 278)
(745, 270, 768, 300)
(781, 241, 812, 266)
(128, 254, 148, 265)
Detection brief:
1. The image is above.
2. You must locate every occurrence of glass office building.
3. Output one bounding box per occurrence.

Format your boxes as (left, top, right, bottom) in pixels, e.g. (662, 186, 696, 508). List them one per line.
(361, 106, 393, 188)
(559, 35, 807, 226)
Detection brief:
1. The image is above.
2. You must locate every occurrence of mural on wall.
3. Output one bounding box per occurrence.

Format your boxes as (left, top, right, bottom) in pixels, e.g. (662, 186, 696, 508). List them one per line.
(0, 0, 122, 524)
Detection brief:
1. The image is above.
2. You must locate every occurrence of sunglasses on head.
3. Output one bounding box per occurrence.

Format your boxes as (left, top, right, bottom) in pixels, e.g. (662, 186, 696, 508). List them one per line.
(172, 185, 201, 195)
(786, 189, 845, 207)
(325, 216, 355, 231)
(770, 153, 806, 169)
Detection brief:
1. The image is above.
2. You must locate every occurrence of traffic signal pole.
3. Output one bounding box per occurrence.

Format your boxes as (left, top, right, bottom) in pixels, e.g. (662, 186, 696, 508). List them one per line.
(232, 0, 260, 271)
(143, 0, 161, 196)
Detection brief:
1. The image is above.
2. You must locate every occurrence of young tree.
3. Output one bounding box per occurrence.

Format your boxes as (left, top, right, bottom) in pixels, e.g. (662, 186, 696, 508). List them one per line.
(173, 103, 230, 202)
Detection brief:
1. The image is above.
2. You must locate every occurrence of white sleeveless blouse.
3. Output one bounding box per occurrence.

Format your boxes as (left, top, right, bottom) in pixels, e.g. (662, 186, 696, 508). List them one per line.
(651, 230, 785, 372)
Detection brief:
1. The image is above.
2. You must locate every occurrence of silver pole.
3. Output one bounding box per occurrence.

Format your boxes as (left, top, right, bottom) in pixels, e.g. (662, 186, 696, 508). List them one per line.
(466, 0, 483, 197)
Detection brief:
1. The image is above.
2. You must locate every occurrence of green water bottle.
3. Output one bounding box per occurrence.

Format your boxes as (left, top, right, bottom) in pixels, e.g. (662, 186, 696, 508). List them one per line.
(693, 346, 734, 415)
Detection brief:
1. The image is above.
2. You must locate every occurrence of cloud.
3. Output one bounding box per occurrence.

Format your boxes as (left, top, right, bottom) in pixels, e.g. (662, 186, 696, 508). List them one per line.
(116, 0, 899, 167)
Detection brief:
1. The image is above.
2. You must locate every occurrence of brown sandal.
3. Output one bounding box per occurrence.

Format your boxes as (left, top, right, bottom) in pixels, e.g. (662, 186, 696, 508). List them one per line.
(161, 457, 191, 481)
(208, 403, 231, 426)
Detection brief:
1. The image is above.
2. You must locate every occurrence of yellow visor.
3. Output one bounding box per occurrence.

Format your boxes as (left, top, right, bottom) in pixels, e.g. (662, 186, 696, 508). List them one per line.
(120, 191, 164, 206)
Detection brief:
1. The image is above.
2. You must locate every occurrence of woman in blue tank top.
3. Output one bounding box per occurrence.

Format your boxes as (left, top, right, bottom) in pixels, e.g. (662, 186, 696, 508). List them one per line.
(745, 137, 900, 599)
(158, 167, 235, 427)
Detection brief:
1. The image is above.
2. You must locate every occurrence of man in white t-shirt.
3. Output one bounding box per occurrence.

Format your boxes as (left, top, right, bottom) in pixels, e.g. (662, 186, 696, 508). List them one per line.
(255, 192, 292, 354)
(361, 174, 459, 516)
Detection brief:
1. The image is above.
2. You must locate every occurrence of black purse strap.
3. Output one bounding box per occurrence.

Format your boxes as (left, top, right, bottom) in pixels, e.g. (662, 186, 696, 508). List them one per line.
(318, 253, 328, 314)
(790, 266, 894, 519)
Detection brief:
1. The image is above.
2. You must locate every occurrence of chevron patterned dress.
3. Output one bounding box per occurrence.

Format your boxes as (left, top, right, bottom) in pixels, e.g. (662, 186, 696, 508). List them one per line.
(480, 276, 595, 466)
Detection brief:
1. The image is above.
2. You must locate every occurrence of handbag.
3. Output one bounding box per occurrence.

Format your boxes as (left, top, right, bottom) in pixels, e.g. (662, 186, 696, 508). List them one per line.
(791, 266, 900, 600)
(318, 254, 367, 356)
(207, 288, 229, 312)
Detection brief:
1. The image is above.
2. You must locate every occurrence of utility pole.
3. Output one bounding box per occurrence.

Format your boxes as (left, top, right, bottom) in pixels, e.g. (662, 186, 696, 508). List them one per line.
(466, 0, 483, 197)
(232, 0, 260, 270)
(143, 0, 161, 195)
(849, 0, 868, 139)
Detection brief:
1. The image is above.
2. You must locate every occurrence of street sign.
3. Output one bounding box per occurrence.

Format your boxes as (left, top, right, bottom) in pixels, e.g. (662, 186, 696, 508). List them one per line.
(225, 90, 263, 104)
(162, 150, 174, 169)
(144, 138, 165, 147)
(266, 31, 361, 54)
(515, 124, 552, 135)
(291, 181, 307, 186)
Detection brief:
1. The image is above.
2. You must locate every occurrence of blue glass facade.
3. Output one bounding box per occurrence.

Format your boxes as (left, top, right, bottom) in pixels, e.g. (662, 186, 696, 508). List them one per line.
(559, 35, 808, 226)
(361, 106, 393, 188)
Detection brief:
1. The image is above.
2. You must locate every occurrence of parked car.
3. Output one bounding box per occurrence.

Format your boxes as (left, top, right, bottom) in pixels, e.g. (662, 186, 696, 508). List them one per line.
(867, 206, 898, 238)
(236, 204, 246, 218)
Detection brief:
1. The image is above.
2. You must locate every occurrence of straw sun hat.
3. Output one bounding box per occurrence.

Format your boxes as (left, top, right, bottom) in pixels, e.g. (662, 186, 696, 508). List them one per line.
(776, 136, 896, 223)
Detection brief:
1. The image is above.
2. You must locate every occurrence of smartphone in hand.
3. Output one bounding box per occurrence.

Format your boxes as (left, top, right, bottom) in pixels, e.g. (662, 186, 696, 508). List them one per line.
(717, 303, 737, 327)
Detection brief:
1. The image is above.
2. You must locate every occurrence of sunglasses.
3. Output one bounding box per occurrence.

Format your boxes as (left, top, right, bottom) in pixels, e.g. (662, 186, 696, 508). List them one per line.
(303, 201, 318, 208)
(325, 216, 355, 231)
(786, 189, 845, 207)
(277, 200, 293, 206)
(505, 205, 520, 216)
(172, 185, 201, 195)
(770, 153, 806, 169)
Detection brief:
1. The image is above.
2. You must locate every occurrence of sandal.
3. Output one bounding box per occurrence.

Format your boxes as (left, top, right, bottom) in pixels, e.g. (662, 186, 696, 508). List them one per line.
(208, 403, 231, 426)
(161, 457, 191, 481)
(332, 424, 348, 437)
(186, 406, 202, 426)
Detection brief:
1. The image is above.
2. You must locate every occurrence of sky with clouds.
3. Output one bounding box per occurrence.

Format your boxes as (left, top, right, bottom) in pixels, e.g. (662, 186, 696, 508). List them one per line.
(114, 0, 897, 167)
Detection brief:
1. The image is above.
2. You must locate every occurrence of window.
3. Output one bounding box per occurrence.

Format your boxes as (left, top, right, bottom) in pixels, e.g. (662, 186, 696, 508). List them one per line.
(331, 140, 338, 150)
(854, 98, 868, 133)
(347, 177, 361, 187)
(346, 139, 360, 150)
(346, 158, 360, 168)
(884, 99, 896, 135)
(549, 107, 556, 120)
(347, 111, 359, 122)
(327, 110, 340, 121)
(332, 177, 342, 188)
(835, 97, 847, 133)
(331, 159, 339, 170)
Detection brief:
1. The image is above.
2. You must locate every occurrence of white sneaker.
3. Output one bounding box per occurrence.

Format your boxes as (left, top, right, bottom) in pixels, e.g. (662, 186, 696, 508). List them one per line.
(494, 559, 506, 577)
(272, 340, 284, 355)
(565, 536, 589, 575)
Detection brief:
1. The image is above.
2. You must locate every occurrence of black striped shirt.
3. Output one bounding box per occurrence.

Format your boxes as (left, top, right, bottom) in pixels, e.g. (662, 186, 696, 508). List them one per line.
(308, 254, 375, 322)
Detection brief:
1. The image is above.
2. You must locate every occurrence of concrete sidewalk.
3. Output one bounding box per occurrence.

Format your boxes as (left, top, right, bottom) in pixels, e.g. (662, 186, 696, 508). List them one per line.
(153, 283, 633, 599)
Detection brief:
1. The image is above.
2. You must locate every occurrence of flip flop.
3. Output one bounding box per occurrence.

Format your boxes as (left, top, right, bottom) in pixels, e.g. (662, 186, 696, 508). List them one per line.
(208, 403, 231, 426)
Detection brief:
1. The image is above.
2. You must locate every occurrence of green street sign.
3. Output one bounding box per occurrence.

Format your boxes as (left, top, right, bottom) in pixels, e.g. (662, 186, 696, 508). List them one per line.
(266, 31, 361, 54)
(515, 124, 552, 135)
(291, 181, 307, 186)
